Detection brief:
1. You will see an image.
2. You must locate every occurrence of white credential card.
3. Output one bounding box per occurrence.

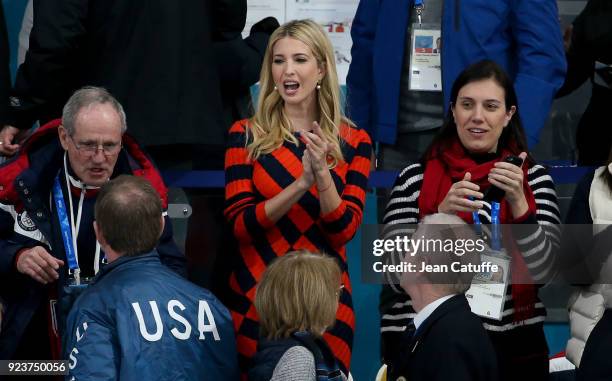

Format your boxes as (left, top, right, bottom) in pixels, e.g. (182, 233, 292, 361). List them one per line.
(465, 252, 510, 321)
(409, 26, 442, 91)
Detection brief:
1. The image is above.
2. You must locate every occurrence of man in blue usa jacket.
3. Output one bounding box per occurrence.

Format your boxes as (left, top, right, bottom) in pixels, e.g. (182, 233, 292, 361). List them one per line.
(63, 175, 238, 381)
(347, 0, 567, 166)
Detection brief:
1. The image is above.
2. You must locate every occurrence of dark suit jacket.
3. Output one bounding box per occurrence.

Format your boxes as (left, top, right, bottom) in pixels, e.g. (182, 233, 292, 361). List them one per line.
(577, 308, 612, 381)
(0, 2, 10, 126)
(388, 294, 499, 381)
(11, 0, 266, 148)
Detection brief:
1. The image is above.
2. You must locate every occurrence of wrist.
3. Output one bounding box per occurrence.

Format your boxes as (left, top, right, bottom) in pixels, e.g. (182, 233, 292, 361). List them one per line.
(315, 167, 330, 179)
(296, 176, 312, 191)
(510, 198, 529, 219)
(14, 248, 30, 271)
(317, 178, 333, 193)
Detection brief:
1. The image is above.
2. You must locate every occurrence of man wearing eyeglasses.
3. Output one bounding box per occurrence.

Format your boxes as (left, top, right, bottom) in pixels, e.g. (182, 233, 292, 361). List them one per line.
(0, 86, 185, 362)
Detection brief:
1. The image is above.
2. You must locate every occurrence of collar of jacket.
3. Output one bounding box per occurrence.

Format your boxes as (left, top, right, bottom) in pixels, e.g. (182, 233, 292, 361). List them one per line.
(0, 118, 169, 209)
(90, 250, 161, 285)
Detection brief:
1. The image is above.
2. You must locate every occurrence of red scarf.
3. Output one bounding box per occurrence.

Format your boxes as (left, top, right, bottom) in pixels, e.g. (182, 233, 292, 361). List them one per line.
(419, 140, 537, 323)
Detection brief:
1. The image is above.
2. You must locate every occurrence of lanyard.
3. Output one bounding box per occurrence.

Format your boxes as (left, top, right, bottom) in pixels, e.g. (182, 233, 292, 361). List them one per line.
(53, 175, 81, 284)
(470, 197, 483, 238)
(490, 202, 501, 251)
(414, 0, 425, 26)
(52, 154, 103, 285)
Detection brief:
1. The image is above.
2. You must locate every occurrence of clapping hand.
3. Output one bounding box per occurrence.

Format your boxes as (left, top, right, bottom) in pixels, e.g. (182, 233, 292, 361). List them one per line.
(300, 121, 330, 175)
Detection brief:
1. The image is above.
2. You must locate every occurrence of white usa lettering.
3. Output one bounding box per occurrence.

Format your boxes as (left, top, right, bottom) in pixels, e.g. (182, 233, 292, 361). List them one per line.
(131, 299, 220, 342)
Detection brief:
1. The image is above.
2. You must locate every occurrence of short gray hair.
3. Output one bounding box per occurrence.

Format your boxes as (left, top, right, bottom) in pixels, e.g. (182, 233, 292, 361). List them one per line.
(62, 86, 127, 135)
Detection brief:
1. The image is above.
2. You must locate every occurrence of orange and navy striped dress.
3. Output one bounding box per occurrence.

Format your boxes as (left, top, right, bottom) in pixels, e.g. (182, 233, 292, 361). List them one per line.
(224, 119, 372, 374)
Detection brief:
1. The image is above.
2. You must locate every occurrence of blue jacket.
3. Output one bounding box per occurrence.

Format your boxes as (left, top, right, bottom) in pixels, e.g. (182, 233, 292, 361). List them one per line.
(0, 120, 185, 358)
(346, 0, 566, 147)
(63, 251, 239, 381)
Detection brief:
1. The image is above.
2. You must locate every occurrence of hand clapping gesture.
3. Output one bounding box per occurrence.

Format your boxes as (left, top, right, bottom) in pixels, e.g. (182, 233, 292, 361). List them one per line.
(300, 121, 330, 175)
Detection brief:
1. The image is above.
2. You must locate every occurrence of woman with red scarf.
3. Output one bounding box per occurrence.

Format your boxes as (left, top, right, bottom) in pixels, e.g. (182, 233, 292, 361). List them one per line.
(380, 60, 561, 381)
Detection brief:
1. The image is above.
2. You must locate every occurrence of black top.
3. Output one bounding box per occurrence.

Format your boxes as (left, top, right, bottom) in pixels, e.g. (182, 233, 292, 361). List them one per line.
(0, 2, 10, 125)
(10, 0, 270, 148)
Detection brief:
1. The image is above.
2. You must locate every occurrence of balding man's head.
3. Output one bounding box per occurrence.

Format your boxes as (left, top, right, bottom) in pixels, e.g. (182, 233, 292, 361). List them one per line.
(401, 213, 483, 295)
(94, 175, 163, 257)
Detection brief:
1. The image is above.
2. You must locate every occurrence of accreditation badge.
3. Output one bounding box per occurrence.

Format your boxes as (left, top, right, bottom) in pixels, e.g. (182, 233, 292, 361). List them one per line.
(465, 250, 510, 321)
(409, 24, 442, 91)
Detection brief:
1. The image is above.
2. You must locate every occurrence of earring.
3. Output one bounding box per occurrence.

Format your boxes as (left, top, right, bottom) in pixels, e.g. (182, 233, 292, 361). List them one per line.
(273, 85, 278, 91)
(316, 81, 321, 90)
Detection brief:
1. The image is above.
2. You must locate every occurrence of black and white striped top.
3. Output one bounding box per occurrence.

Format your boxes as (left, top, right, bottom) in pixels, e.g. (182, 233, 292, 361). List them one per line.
(380, 162, 561, 333)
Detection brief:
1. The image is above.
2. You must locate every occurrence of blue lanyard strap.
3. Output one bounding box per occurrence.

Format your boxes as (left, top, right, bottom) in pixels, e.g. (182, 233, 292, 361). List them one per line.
(52, 175, 79, 271)
(490, 202, 501, 251)
(414, 0, 424, 7)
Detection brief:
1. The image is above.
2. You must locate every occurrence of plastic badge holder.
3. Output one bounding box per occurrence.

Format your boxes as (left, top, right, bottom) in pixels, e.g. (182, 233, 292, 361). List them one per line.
(466, 248, 511, 321)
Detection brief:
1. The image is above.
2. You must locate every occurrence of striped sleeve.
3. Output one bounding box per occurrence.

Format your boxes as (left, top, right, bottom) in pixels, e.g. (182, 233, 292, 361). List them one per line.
(380, 164, 423, 290)
(320, 127, 372, 248)
(511, 164, 562, 283)
(379, 164, 422, 357)
(224, 121, 275, 244)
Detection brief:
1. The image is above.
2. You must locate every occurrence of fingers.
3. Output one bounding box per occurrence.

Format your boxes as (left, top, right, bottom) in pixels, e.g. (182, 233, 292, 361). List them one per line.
(311, 121, 324, 138)
(439, 173, 485, 214)
(302, 149, 311, 165)
(30, 248, 61, 282)
(301, 130, 328, 172)
(40, 249, 65, 269)
(25, 263, 50, 284)
(439, 194, 482, 214)
(452, 174, 482, 196)
(489, 164, 523, 191)
(487, 175, 518, 194)
(453, 180, 481, 194)
(454, 187, 484, 200)
(303, 126, 327, 150)
(0, 126, 21, 155)
(16, 247, 63, 284)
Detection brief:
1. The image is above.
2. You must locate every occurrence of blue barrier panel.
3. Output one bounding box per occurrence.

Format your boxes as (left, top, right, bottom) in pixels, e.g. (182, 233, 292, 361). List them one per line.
(162, 166, 594, 188)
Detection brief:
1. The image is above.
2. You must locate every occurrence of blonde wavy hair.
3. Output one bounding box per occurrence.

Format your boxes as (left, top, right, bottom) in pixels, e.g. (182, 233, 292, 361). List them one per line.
(247, 19, 352, 167)
(255, 250, 342, 340)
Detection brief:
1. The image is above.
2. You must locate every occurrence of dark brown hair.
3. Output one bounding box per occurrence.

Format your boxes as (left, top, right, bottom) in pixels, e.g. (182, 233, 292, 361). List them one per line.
(95, 175, 163, 256)
(422, 60, 534, 166)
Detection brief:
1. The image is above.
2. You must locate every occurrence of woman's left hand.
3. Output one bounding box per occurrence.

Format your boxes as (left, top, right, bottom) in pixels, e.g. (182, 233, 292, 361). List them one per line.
(488, 152, 529, 216)
(301, 121, 330, 175)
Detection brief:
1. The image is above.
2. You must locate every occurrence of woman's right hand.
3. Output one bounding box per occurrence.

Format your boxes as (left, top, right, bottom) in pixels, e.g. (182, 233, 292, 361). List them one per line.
(298, 149, 315, 190)
(437, 172, 484, 214)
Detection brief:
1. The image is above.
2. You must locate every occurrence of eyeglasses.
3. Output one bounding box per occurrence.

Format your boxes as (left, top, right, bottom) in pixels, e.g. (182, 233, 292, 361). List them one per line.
(68, 135, 122, 157)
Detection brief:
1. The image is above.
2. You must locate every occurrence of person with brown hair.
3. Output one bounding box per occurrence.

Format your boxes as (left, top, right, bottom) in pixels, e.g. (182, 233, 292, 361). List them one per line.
(249, 250, 345, 381)
(63, 175, 238, 381)
(380, 60, 561, 381)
